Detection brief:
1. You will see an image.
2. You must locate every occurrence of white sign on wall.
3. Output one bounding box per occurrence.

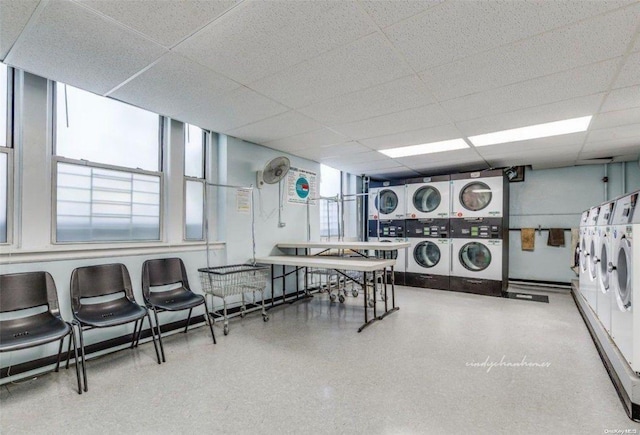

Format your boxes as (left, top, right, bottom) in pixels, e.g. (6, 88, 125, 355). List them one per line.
(236, 188, 251, 214)
(286, 167, 317, 205)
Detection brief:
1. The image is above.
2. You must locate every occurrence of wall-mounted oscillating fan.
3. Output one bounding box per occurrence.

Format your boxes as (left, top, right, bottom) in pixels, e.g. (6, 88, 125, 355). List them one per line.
(256, 156, 291, 227)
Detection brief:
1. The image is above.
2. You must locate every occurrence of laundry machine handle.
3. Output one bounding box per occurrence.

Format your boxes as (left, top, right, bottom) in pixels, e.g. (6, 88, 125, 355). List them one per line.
(607, 262, 616, 273)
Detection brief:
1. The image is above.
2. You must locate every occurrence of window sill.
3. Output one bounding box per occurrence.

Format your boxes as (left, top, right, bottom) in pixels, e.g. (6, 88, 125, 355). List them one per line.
(0, 241, 225, 264)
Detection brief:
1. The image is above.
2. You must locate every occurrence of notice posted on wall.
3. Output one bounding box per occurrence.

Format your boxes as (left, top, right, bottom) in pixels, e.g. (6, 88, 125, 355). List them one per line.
(236, 188, 251, 214)
(286, 167, 317, 205)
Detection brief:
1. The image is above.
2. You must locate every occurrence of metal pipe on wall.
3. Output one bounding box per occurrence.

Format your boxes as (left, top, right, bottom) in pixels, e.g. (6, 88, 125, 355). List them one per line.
(604, 163, 608, 201)
(622, 162, 627, 194)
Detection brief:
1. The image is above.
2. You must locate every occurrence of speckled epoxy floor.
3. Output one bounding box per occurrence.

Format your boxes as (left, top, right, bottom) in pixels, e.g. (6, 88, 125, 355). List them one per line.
(1, 286, 638, 434)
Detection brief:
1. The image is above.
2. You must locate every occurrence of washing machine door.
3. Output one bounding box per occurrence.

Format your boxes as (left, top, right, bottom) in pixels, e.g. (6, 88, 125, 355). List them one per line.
(413, 186, 441, 213)
(375, 189, 398, 215)
(459, 242, 492, 271)
(460, 182, 492, 211)
(598, 239, 609, 292)
(588, 238, 598, 281)
(414, 241, 441, 269)
(614, 237, 632, 311)
(580, 235, 589, 272)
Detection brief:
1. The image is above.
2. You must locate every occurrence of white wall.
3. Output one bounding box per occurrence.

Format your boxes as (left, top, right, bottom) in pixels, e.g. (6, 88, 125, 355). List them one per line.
(508, 162, 640, 283)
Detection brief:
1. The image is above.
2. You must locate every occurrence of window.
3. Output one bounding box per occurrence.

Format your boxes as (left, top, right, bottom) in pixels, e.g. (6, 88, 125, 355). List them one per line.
(319, 164, 341, 239)
(54, 83, 162, 242)
(0, 63, 11, 243)
(184, 124, 205, 240)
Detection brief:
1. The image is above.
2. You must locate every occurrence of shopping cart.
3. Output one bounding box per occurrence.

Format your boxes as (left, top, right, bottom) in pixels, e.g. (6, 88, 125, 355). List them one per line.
(198, 264, 270, 335)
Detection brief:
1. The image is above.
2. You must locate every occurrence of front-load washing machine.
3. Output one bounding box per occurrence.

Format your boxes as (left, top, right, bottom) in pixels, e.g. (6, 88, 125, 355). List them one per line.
(405, 219, 449, 290)
(595, 200, 616, 333)
(583, 205, 601, 312)
(368, 219, 406, 285)
(406, 175, 450, 220)
(578, 209, 591, 303)
(449, 218, 507, 297)
(450, 170, 507, 218)
(609, 190, 639, 373)
(368, 180, 406, 221)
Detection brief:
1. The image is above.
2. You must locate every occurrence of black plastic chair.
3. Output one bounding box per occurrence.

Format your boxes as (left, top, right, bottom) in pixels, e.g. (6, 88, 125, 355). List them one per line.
(0, 272, 82, 394)
(142, 258, 216, 362)
(70, 263, 161, 391)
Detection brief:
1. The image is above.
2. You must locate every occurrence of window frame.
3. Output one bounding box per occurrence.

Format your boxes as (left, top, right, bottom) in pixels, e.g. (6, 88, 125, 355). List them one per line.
(183, 126, 207, 241)
(0, 64, 14, 245)
(51, 82, 165, 244)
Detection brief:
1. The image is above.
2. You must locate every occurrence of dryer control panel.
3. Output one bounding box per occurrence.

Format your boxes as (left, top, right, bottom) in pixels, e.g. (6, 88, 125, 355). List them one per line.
(406, 219, 449, 238)
(368, 220, 405, 238)
(450, 218, 503, 239)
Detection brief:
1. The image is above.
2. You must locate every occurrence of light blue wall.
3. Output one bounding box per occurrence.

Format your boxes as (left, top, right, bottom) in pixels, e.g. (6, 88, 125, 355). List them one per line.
(508, 162, 640, 283)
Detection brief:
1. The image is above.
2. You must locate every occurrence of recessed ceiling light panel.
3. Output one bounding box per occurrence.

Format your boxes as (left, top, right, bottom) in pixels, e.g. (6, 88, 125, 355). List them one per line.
(379, 138, 468, 158)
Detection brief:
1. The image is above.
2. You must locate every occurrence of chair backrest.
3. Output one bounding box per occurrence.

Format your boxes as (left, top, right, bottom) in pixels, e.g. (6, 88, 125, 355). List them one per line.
(70, 263, 134, 312)
(0, 271, 60, 316)
(141, 258, 191, 300)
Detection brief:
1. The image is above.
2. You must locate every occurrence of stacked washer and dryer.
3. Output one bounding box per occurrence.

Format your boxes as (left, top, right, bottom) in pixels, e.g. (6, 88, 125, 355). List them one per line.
(449, 170, 509, 297)
(404, 175, 451, 290)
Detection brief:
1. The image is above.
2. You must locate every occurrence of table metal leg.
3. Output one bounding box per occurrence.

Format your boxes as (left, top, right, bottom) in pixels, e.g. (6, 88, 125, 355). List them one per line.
(271, 264, 275, 308)
(358, 270, 377, 333)
(378, 265, 399, 320)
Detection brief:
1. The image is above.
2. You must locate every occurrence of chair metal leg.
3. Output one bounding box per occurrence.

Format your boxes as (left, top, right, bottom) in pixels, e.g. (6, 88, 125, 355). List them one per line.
(130, 320, 139, 349)
(203, 301, 216, 345)
(184, 308, 193, 333)
(55, 337, 64, 372)
(134, 317, 143, 348)
(76, 323, 88, 392)
(69, 328, 82, 394)
(65, 331, 72, 370)
(145, 312, 162, 364)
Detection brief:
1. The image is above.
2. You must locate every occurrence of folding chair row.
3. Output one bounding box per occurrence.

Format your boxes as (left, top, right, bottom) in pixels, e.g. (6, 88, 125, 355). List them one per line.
(0, 258, 216, 395)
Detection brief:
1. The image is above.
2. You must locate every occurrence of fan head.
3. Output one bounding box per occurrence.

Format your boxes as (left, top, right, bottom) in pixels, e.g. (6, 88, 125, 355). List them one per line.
(262, 156, 291, 184)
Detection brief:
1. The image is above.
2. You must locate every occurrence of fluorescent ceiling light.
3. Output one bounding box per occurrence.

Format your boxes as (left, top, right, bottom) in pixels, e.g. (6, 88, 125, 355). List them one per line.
(379, 138, 468, 158)
(468, 116, 592, 147)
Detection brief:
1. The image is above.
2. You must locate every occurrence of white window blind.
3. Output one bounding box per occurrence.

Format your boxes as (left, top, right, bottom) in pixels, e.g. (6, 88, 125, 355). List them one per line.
(320, 164, 341, 239)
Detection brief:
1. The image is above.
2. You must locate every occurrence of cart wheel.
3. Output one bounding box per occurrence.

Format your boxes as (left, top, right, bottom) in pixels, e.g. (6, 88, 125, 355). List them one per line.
(352, 289, 359, 297)
(329, 293, 337, 302)
(240, 309, 246, 318)
(338, 295, 345, 304)
(224, 325, 229, 335)
(263, 315, 269, 322)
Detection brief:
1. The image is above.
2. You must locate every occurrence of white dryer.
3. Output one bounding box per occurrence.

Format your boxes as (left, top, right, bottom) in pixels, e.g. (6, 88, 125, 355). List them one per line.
(595, 200, 615, 333)
(405, 219, 450, 291)
(450, 170, 506, 218)
(368, 180, 406, 221)
(583, 205, 601, 311)
(406, 175, 450, 220)
(578, 209, 590, 302)
(609, 191, 639, 373)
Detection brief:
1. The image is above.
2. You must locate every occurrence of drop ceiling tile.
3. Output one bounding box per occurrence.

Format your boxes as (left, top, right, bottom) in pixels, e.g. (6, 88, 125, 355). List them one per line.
(475, 133, 586, 158)
(366, 168, 423, 179)
(77, 0, 239, 47)
(330, 103, 450, 140)
(5, 0, 166, 95)
(298, 75, 435, 125)
(174, 1, 376, 84)
(455, 94, 604, 136)
(173, 86, 288, 132)
(226, 111, 323, 144)
(404, 159, 488, 174)
(394, 148, 479, 166)
(419, 5, 639, 101)
(384, 0, 633, 71)
(0, 0, 39, 60)
(358, 0, 444, 28)
(497, 155, 579, 169)
(248, 33, 413, 108)
(110, 52, 239, 118)
(591, 108, 640, 130)
(580, 139, 640, 159)
(341, 160, 404, 174)
(296, 141, 372, 162)
(612, 51, 640, 89)
(585, 123, 640, 143)
(359, 124, 462, 150)
(440, 59, 617, 122)
(322, 150, 390, 166)
(600, 85, 640, 112)
(263, 129, 348, 152)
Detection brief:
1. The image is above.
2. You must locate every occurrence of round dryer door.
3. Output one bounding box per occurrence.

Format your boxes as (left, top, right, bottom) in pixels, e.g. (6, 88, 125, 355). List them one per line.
(460, 182, 492, 211)
(598, 241, 609, 292)
(413, 186, 441, 213)
(414, 241, 441, 269)
(580, 237, 588, 272)
(615, 238, 632, 310)
(375, 189, 398, 215)
(460, 242, 492, 272)
(588, 239, 598, 280)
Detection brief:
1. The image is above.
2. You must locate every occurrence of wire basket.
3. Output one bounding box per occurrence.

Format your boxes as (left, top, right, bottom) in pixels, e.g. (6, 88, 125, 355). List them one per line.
(198, 264, 270, 297)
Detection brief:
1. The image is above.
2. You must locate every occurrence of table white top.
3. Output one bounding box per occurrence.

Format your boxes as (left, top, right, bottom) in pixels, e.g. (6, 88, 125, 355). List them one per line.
(254, 255, 396, 272)
(276, 241, 410, 250)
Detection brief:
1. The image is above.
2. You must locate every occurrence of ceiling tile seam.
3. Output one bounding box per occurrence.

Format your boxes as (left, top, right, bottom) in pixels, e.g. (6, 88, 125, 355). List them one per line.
(69, 0, 169, 49)
(225, 109, 322, 137)
(373, 0, 448, 31)
(577, 16, 640, 160)
(167, 0, 248, 50)
(103, 52, 169, 97)
(3, 0, 50, 65)
(391, 1, 640, 76)
(353, 0, 490, 169)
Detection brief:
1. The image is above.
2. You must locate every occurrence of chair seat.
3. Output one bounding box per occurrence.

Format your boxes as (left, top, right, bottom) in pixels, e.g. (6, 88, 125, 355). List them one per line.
(0, 313, 71, 352)
(146, 288, 205, 311)
(75, 298, 147, 328)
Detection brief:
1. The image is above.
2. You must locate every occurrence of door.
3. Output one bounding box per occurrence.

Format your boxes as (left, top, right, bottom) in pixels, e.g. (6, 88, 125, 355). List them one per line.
(376, 189, 399, 216)
(598, 239, 610, 293)
(460, 182, 492, 212)
(414, 241, 441, 269)
(614, 237, 632, 311)
(413, 186, 441, 214)
(459, 242, 492, 272)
